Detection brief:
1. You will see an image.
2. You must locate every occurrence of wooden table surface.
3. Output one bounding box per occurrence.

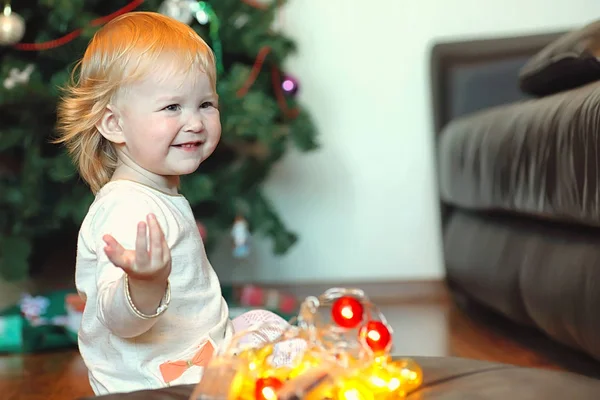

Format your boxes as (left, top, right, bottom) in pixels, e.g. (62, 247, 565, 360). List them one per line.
(0, 349, 93, 400)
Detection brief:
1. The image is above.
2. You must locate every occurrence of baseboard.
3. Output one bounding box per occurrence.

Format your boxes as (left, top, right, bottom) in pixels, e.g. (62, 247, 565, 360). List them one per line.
(249, 279, 449, 304)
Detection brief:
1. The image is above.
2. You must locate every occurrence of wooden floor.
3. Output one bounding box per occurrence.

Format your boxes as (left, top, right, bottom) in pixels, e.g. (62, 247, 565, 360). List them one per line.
(1, 281, 598, 399)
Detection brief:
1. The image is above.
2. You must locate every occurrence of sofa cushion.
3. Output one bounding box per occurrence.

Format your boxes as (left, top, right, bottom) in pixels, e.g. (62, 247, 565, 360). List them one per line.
(83, 356, 600, 399)
(444, 210, 600, 362)
(519, 20, 600, 97)
(437, 80, 600, 226)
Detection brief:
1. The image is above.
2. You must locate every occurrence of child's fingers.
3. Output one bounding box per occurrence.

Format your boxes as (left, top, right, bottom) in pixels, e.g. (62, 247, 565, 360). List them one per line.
(102, 234, 118, 248)
(149, 213, 166, 242)
(113, 261, 135, 277)
(161, 235, 170, 265)
(134, 221, 149, 268)
(103, 235, 130, 269)
(103, 234, 124, 258)
(147, 214, 163, 266)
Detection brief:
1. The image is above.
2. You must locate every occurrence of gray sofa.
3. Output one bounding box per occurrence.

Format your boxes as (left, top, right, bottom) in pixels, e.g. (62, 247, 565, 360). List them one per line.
(432, 22, 600, 363)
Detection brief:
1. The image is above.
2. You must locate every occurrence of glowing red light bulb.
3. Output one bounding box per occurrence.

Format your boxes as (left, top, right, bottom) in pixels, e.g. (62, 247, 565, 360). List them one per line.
(255, 377, 283, 400)
(359, 320, 392, 354)
(331, 296, 364, 329)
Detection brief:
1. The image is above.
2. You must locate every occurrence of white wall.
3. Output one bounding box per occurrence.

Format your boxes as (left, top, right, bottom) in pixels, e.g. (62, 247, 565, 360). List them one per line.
(213, 0, 600, 283)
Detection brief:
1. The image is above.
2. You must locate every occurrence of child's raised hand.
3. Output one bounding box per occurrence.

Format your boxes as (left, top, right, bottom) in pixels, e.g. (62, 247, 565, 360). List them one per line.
(102, 213, 171, 284)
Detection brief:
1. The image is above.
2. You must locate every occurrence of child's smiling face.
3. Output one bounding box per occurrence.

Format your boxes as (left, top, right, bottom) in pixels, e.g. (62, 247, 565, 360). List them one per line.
(110, 59, 221, 187)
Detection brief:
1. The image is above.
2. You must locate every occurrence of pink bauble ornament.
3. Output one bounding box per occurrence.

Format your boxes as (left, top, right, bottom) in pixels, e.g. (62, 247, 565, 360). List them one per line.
(281, 75, 299, 96)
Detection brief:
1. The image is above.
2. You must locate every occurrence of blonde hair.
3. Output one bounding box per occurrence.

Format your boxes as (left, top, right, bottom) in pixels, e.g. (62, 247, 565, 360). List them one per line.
(55, 11, 217, 194)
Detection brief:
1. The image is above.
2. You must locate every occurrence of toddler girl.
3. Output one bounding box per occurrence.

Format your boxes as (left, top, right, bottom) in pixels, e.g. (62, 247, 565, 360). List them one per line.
(55, 11, 291, 395)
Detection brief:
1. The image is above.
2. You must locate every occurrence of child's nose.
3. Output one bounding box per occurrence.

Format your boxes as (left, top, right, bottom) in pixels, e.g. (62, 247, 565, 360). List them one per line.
(185, 113, 204, 132)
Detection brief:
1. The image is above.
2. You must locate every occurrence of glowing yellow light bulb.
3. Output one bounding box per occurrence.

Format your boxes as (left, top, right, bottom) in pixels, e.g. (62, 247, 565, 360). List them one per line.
(360, 362, 405, 396)
(387, 376, 401, 392)
(305, 382, 336, 400)
(289, 351, 325, 379)
(373, 354, 392, 365)
(228, 371, 256, 400)
(391, 358, 423, 393)
(336, 378, 375, 400)
(260, 366, 292, 382)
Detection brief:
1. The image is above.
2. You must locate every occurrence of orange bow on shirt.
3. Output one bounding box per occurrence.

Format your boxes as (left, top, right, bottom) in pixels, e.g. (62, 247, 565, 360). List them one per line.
(159, 340, 215, 384)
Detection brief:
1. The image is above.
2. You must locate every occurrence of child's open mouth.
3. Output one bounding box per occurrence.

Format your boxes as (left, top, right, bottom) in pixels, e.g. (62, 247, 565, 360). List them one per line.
(172, 141, 202, 150)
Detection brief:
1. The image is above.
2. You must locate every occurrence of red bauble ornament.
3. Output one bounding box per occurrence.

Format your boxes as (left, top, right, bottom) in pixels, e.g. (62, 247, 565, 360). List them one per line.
(359, 320, 392, 354)
(196, 220, 207, 241)
(255, 377, 283, 400)
(331, 296, 364, 328)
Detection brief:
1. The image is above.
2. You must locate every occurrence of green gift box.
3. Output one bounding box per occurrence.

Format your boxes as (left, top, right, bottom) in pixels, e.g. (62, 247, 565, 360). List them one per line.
(0, 289, 79, 354)
(0, 285, 297, 354)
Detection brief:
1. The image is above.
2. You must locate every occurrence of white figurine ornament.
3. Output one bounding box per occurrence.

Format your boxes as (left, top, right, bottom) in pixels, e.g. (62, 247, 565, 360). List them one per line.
(231, 216, 250, 258)
(158, 0, 196, 25)
(3, 63, 34, 90)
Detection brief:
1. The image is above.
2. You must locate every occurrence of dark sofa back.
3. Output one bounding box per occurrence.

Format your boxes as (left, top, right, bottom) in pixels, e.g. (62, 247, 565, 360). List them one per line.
(429, 32, 564, 136)
(429, 31, 564, 226)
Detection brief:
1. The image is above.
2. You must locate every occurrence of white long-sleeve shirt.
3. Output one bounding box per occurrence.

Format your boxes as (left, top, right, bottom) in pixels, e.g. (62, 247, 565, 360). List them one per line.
(75, 180, 233, 395)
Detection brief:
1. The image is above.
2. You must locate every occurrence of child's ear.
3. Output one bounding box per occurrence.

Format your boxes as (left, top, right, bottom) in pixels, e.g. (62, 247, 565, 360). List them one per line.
(96, 105, 125, 144)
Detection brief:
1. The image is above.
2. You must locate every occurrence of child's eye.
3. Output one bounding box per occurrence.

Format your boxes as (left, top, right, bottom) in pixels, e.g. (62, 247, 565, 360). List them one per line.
(163, 104, 181, 112)
(200, 102, 215, 109)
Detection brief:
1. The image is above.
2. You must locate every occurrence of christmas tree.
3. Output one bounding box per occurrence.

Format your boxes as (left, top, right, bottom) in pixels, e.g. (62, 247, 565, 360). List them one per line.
(0, 0, 318, 281)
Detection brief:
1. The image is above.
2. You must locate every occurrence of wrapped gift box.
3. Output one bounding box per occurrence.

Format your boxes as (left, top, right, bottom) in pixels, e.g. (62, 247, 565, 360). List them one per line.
(0, 284, 297, 354)
(0, 289, 80, 354)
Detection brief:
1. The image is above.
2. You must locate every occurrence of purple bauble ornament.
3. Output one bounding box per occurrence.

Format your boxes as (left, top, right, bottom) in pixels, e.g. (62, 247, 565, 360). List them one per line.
(281, 75, 299, 96)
